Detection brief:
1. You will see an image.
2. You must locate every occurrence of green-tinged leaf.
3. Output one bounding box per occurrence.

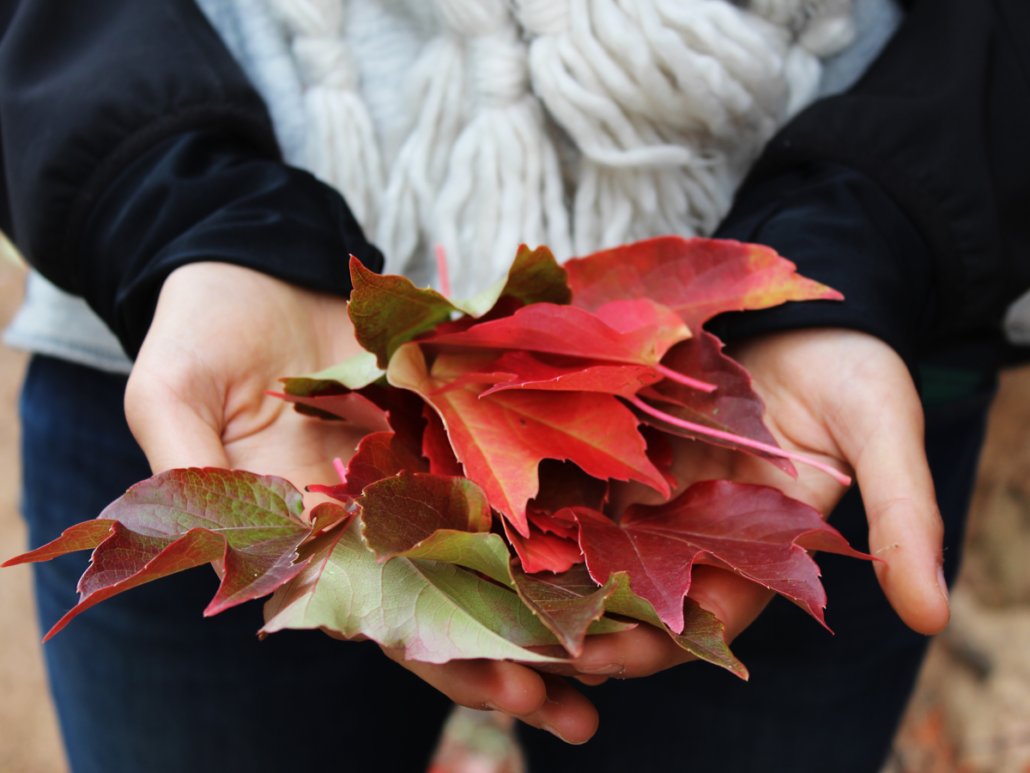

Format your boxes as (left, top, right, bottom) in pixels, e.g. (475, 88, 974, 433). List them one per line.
(358, 472, 492, 555)
(308, 432, 428, 502)
(2, 520, 116, 566)
(261, 521, 563, 664)
(7, 469, 315, 639)
(603, 571, 747, 679)
(391, 530, 516, 589)
(281, 351, 385, 394)
(509, 564, 630, 656)
(348, 257, 458, 368)
(456, 244, 571, 318)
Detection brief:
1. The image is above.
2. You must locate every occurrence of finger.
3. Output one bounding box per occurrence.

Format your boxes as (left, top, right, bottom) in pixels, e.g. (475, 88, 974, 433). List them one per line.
(837, 364, 950, 635)
(518, 672, 599, 745)
(125, 367, 230, 473)
(381, 649, 548, 718)
(564, 567, 773, 680)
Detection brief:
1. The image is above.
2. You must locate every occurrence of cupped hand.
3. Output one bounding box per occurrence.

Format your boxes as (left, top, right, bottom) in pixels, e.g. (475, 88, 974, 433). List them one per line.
(125, 262, 598, 743)
(556, 327, 950, 685)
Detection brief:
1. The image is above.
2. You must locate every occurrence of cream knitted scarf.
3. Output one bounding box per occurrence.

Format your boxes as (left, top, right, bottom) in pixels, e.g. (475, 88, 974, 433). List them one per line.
(264, 0, 855, 297)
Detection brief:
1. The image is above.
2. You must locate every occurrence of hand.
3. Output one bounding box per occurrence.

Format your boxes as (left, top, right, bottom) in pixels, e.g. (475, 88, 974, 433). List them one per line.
(554, 327, 950, 685)
(125, 263, 599, 743)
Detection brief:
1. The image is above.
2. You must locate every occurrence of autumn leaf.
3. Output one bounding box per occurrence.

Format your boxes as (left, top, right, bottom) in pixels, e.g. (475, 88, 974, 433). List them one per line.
(262, 520, 564, 663)
(456, 244, 572, 317)
(426, 299, 690, 367)
(307, 432, 428, 502)
(503, 518, 584, 575)
(572, 480, 871, 633)
(422, 405, 464, 476)
(602, 570, 747, 679)
(635, 331, 795, 477)
(280, 351, 385, 394)
(5, 469, 314, 639)
(358, 472, 492, 555)
(565, 236, 842, 332)
(387, 343, 668, 536)
(473, 351, 663, 399)
(509, 564, 622, 656)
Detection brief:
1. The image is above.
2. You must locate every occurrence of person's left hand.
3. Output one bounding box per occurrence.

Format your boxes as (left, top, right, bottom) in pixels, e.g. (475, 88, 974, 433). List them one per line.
(547, 327, 950, 683)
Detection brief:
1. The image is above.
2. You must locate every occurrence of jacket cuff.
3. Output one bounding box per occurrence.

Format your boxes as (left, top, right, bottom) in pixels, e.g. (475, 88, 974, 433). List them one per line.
(708, 162, 935, 372)
(77, 129, 384, 359)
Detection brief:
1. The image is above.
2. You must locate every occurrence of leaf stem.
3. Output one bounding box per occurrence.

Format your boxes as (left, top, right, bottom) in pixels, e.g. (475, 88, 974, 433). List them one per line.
(333, 458, 348, 485)
(434, 244, 451, 298)
(628, 396, 852, 487)
(654, 364, 717, 393)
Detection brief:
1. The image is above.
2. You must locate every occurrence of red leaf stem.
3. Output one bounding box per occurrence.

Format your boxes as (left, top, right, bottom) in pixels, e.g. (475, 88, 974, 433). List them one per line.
(628, 396, 853, 487)
(654, 363, 717, 393)
(434, 244, 451, 297)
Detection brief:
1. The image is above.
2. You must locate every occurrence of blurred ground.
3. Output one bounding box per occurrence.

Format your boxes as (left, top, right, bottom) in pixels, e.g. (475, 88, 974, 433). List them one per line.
(0, 250, 1027, 773)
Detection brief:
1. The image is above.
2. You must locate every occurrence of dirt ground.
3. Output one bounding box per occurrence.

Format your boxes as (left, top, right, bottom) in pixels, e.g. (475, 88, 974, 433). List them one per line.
(0, 253, 1027, 773)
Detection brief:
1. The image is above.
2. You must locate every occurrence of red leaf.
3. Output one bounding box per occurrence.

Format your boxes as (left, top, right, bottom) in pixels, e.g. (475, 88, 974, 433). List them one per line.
(426, 300, 690, 367)
(308, 431, 428, 502)
(422, 405, 464, 476)
(11, 469, 315, 639)
(474, 351, 663, 399)
(637, 331, 796, 477)
(565, 236, 843, 332)
(640, 425, 677, 489)
(2, 520, 116, 567)
(503, 518, 584, 575)
(388, 344, 668, 536)
(358, 471, 493, 561)
(528, 460, 609, 517)
(573, 480, 871, 633)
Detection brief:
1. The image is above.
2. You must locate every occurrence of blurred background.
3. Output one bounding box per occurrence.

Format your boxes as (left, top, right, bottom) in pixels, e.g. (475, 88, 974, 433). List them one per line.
(1, 252, 1028, 773)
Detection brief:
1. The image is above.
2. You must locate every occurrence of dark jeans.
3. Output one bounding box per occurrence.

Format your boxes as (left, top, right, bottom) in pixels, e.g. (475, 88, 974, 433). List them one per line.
(19, 355, 993, 772)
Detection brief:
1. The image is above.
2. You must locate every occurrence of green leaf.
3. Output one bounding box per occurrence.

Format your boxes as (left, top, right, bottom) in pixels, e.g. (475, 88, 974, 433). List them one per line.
(509, 564, 632, 656)
(348, 257, 459, 368)
(262, 521, 564, 664)
(603, 571, 748, 679)
(280, 350, 385, 395)
(455, 244, 571, 318)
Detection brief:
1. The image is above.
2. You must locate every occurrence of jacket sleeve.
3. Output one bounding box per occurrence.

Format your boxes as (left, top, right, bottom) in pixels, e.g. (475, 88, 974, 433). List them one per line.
(0, 0, 381, 357)
(711, 0, 1030, 366)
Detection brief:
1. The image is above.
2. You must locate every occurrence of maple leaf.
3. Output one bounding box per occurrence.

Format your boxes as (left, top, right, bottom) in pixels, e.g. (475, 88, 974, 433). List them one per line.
(565, 235, 843, 332)
(473, 351, 664, 399)
(348, 245, 572, 368)
(602, 570, 748, 679)
(572, 480, 871, 634)
(503, 518, 584, 575)
(634, 331, 795, 477)
(307, 431, 428, 502)
(508, 563, 621, 656)
(422, 405, 464, 476)
(261, 520, 564, 664)
(4, 469, 315, 639)
(387, 343, 668, 536)
(427, 299, 691, 367)
(358, 472, 493, 554)
(269, 390, 392, 432)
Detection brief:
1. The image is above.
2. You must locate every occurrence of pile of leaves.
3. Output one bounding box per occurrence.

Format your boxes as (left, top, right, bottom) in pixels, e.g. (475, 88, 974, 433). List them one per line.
(4, 237, 869, 678)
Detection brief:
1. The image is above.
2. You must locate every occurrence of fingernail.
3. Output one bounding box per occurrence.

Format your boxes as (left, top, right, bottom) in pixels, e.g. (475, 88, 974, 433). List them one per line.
(577, 662, 623, 675)
(541, 724, 585, 745)
(937, 564, 950, 604)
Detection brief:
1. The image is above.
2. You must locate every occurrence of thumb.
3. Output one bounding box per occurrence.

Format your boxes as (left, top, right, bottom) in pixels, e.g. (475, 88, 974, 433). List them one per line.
(841, 367, 950, 635)
(125, 362, 230, 474)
